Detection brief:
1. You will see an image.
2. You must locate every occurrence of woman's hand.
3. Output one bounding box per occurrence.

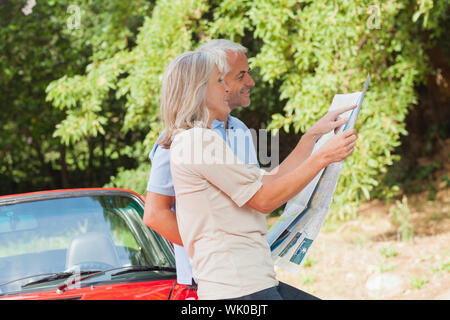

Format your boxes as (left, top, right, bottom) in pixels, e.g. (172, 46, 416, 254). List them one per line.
(248, 128, 357, 214)
(307, 104, 357, 141)
(315, 128, 357, 166)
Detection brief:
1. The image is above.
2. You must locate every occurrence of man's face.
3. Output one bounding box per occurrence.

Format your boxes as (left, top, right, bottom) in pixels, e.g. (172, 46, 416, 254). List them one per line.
(224, 51, 255, 109)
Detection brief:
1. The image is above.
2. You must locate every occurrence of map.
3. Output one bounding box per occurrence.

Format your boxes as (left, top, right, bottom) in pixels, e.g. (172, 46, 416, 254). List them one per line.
(267, 74, 370, 273)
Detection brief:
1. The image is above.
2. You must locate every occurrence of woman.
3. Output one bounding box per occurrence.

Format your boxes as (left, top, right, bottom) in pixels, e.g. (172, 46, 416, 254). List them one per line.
(160, 50, 356, 300)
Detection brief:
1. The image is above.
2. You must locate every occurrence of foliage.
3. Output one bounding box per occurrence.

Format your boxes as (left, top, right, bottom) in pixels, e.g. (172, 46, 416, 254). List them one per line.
(379, 246, 398, 259)
(379, 263, 396, 273)
(103, 162, 151, 195)
(0, 0, 149, 194)
(372, 120, 449, 203)
(0, 1, 83, 192)
(209, 0, 449, 220)
(409, 276, 428, 289)
(302, 256, 316, 268)
(46, 0, 208, 148)
(46, 0, 211, 195)
(2, 0, 449, 221)
(430, 262, 450, 275)
(389, 196, 414, 242)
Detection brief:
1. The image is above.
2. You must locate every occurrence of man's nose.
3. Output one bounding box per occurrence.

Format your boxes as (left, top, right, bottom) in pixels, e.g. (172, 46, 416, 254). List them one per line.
(246, 73, 255, 87)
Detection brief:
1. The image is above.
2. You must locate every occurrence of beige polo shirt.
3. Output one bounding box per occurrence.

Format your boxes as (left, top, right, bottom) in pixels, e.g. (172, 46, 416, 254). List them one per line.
(170, 128, 278, 299)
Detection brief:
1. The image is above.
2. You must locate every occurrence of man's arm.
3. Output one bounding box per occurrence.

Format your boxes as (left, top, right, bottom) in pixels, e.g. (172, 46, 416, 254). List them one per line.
(262, 105, 356, 184)
(143, 191, 183, 246)
(262, 131, 317, 184)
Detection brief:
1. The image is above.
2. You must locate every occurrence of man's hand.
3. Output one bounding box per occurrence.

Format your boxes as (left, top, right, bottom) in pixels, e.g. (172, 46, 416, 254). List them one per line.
(307, 104, 357, 141)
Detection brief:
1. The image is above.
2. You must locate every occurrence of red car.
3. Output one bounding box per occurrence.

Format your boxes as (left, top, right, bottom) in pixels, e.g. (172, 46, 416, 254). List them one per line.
(0, 188, 197, 300)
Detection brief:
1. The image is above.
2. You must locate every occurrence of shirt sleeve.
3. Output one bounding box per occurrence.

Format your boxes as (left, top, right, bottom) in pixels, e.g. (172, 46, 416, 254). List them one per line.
(171, 128, 265, 207)
(147, 142, 176, 196)
(228, 116, 260, 167)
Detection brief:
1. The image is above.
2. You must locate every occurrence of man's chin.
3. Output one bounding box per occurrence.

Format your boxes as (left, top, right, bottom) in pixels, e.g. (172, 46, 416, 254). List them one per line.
(241, 99, 251, 107)
(229, 97, 251, 108)
(238, 96, 251, 107)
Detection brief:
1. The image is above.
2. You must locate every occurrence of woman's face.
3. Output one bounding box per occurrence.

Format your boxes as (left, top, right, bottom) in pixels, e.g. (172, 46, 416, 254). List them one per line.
(205, 67, 230, 124)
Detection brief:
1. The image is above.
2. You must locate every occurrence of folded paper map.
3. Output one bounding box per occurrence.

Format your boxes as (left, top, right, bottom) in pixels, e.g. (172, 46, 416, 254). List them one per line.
(267, 74, 370, 273)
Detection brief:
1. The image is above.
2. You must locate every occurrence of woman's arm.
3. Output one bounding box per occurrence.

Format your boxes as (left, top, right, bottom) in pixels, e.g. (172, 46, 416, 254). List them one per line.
(248, 153, 323, 214)
(246, 128, 357, 214)
(143, 191, 183, 246)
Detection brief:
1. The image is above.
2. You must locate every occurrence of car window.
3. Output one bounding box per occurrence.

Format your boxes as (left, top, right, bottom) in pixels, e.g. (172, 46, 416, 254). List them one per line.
(0, 194, 175, 295)
(0, 212, 38, 234)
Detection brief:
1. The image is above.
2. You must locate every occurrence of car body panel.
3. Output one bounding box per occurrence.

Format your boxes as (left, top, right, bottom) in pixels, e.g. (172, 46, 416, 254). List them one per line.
(0, 280, 196, 300)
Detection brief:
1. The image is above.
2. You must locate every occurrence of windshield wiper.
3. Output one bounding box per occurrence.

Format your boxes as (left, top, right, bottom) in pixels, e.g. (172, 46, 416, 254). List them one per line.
(110, 265, 176, 277)
(0, 272, 62, 289)
(55, 265, 175, 293)
(0, 265, 177, 295)
(21, 270, 99, 289)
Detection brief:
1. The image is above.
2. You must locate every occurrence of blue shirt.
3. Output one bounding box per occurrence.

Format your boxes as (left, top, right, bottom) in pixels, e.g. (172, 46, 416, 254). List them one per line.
(146, 115, 259, 284)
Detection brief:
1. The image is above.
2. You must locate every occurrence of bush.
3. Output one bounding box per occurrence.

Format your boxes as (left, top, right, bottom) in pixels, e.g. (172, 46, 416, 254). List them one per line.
(45, 0, 450, 220)
(104, 163, 151, 195)
(389, 196, 414, 242)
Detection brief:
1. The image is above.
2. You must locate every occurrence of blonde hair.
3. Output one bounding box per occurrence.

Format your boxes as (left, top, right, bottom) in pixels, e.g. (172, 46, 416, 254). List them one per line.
(158, 51, 216, 148)
(158, 40, 248, 148)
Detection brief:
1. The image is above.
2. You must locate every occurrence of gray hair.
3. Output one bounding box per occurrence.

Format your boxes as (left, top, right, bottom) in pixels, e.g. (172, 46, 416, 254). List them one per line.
(196, 39, 247, 76)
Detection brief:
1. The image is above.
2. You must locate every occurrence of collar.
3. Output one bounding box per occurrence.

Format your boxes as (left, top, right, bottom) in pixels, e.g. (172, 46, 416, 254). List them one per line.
(211, 115, 235, 130)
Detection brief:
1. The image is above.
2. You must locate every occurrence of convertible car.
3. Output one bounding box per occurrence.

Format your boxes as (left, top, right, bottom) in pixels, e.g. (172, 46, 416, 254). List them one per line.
(0, 188, 197, 300)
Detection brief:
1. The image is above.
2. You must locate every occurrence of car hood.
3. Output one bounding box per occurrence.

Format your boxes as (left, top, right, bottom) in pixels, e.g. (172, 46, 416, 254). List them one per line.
(0, 279, 194, 300)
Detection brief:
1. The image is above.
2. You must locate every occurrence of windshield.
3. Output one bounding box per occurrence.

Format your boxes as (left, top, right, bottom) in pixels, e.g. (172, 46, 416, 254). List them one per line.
(0, 194, 175, 295)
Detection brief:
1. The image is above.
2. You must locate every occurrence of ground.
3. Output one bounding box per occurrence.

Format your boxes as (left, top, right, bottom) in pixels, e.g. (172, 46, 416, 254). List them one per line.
(269, 176, 450, 300)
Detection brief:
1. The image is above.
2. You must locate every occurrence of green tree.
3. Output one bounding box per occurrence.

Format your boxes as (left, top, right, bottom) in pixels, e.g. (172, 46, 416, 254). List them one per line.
(46, 0, 210, 193)
(40, 0, 450, 219)
(207, 0, 449, 219)
(0, 0, 149, 194)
